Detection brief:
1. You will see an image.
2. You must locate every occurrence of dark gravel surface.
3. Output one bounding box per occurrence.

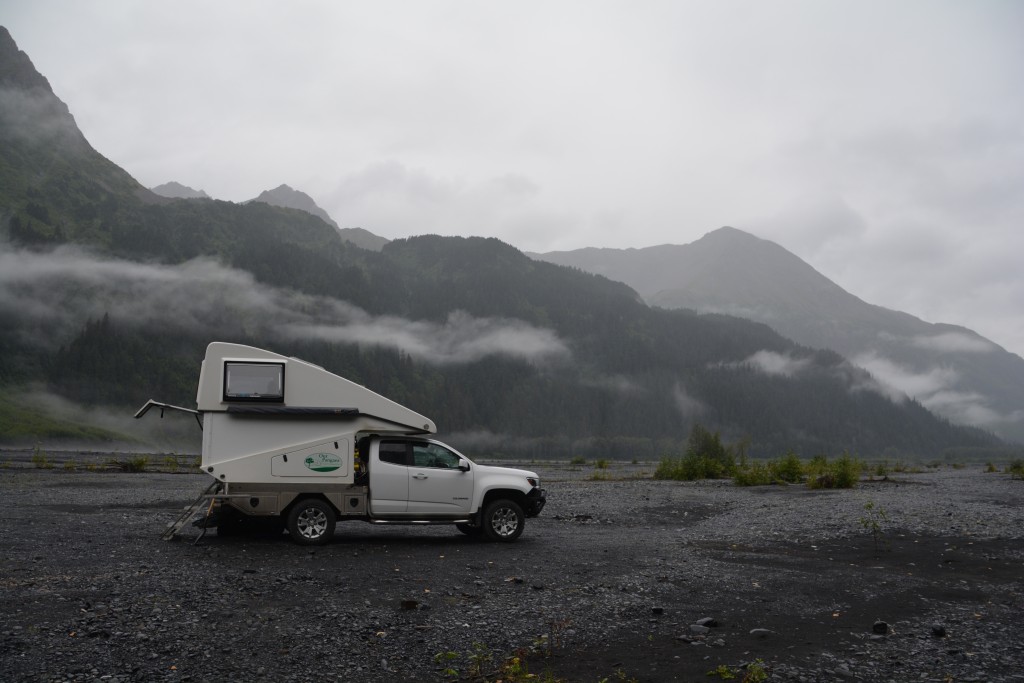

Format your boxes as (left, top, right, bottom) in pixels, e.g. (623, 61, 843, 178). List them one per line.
(2, 459, 1023, 682)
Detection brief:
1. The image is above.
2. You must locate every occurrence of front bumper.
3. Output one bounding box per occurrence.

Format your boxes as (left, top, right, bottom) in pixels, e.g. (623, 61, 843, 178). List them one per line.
(524, 487, 547, 517)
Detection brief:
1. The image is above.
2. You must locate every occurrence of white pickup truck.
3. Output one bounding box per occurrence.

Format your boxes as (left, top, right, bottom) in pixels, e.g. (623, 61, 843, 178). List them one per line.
(137, 342, 546, 545)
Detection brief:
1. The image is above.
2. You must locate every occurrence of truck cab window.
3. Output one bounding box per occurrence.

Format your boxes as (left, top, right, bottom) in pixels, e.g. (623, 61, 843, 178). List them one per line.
(413, 443, 461, 469)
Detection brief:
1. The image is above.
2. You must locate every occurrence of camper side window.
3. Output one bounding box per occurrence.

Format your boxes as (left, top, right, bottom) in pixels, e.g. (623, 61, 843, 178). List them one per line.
(223, 362, 285, 402)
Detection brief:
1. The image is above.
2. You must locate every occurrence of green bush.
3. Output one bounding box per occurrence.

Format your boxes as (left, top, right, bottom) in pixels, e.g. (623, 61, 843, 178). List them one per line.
(31, 445, 53, 469)
(806, 452, 860, 489)
(771, 452, 804, 483)
(655, 452, 732, 481)
(1008, 459, 1024, 480)
(733, 461, 774, 486)
(732, 452, 806, 487)
(108, 455, 149, 472)
(655, 425, 739, 481)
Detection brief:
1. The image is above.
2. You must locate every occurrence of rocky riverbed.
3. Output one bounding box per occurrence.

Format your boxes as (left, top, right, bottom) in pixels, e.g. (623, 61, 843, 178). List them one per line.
(1, 459, 1022, 682)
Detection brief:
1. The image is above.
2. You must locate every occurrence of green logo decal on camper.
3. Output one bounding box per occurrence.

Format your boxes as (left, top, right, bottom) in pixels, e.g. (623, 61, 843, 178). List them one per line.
(304, 452, 342, 472)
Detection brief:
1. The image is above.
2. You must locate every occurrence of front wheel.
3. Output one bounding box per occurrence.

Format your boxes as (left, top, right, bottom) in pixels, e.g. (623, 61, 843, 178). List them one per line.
(482, 499, 525, 542)
(286, 498, 336, 545)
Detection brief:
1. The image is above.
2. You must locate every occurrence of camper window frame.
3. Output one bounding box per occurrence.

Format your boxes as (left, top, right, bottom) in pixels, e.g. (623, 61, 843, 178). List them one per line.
(222, 361, 286, 403)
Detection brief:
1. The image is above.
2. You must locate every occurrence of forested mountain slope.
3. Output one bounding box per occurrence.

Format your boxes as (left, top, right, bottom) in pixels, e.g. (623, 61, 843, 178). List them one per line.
(0, 27, 999, 458)
(535, 227, 1024, 443)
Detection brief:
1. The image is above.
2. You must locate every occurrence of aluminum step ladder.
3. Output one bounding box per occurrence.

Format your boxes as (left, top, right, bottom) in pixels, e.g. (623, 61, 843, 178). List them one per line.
(162, 480, 221, 542)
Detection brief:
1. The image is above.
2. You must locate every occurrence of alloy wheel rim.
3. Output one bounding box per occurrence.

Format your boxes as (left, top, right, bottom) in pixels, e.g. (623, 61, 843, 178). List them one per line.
(297, 508, 327, 538)
(491, 507, 518, 536)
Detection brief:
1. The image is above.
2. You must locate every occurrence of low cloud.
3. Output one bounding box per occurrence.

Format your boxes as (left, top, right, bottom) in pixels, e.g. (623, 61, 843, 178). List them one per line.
(717, 350, 811, 378)
(0, 87, 82, 146)
(580, 374, 645, 395)
(909, 331, 997, 354)
(672, 383, 706, 419)
(6, 385, 202, 452)
(288, 310, 568, 365)
(852, 352, 1019, 428)
(0, 243, 569, 365)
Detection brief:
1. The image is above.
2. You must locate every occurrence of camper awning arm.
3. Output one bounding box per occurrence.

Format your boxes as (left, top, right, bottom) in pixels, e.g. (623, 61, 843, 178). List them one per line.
(135, 400, 203, 430)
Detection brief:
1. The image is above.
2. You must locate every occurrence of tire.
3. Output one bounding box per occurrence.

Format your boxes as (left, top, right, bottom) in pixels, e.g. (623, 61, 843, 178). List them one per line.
(481, 499, 525, 542)
(456, 523, 483, 537)
(286, 498, 336, 545)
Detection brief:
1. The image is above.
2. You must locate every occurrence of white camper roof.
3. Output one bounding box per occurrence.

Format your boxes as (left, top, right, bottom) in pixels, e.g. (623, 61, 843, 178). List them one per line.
(195, 342, 436, 434)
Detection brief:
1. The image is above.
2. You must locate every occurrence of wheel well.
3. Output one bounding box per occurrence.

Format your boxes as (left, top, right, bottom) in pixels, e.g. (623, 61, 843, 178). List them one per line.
(481, 489, 527, 511)
(281, 493, 338, 519)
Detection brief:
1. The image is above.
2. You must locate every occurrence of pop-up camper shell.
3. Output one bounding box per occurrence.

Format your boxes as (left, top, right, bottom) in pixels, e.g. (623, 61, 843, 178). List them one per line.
(138, 342, 545, 544)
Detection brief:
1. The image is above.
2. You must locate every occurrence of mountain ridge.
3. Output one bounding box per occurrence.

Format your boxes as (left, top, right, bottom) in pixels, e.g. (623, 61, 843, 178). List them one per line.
(151, 181, 210, 200)
(533, 228, 1024, 442)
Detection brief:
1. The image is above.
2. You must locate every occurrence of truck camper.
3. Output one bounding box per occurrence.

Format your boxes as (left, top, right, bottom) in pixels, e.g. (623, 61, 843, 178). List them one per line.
(137, 342, 546, 545)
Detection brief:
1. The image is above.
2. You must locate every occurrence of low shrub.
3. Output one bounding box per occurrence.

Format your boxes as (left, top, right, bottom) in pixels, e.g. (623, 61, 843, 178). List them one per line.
(1008, 459, 1024, 480)
(733, 461, 774, 486)
(771, 452, 804, 483)
(31, 445, 53, 469)
(108, 455, 149, 473)
(806, 452, 860, 489)
(655, 424, 739, 481)
(733, 452, 806, 487)
(655, 452, 733, 481)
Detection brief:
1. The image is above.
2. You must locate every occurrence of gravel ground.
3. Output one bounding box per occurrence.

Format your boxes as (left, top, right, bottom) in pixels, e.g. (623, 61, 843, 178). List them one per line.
(1, 458, 1022, 682)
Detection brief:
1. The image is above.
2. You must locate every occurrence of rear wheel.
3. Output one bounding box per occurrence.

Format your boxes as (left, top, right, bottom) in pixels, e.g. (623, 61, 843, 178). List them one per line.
(482, 499, 525, 542)
(286, 499, 336, 545)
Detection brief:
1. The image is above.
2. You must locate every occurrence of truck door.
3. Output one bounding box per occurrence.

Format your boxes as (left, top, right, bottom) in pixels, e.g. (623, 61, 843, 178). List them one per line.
(407, 442, 474, 516)
(369, 440, 409, 515)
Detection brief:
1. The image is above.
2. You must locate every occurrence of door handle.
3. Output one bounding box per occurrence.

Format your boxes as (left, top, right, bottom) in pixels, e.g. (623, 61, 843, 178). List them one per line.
(413, 473, 428, 480)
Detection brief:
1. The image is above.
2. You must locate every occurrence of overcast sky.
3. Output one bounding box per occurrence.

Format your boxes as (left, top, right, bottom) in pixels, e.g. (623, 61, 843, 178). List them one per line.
(5, 1, 1024, 357)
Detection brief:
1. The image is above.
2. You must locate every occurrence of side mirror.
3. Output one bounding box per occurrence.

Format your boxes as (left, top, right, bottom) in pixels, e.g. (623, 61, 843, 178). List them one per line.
(457, 459, 471, 472)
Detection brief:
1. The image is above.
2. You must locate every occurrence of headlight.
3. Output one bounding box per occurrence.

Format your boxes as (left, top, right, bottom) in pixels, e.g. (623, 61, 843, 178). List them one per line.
(527, 477, 539, 488)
